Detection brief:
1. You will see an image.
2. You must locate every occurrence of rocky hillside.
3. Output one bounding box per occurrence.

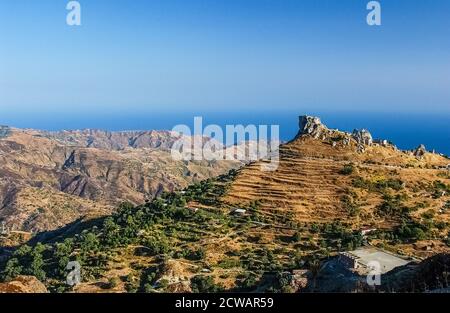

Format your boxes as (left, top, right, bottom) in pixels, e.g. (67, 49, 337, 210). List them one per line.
(224, 116, 450, 257)
(380, 253, 450, 292)
(0, 115, 448, 293)
(0, 127, 239, 232)
(0, 275, 48, 293)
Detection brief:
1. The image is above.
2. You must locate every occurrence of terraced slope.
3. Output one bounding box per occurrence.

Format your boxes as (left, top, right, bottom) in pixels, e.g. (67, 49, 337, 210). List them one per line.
(224, 117, 450, 236)
(0, 116, 448, 293)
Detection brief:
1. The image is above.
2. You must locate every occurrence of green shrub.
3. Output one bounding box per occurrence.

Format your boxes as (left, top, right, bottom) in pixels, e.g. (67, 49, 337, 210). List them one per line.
(190, 275, 222, 293)
(217, 258, 240, 269)
(339, 164, 355, 175)
(352, 177, 404, 192)
(376, 193, 409, 217)
(341, 195, 360, 217)
(107, 277, 119, 289)
(236, 272, 259, 290)
(292, 232, 302, 242)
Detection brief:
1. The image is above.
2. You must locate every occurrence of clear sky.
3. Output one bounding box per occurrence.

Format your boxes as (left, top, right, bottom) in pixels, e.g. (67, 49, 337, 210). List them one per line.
(0, 0, 449, 117)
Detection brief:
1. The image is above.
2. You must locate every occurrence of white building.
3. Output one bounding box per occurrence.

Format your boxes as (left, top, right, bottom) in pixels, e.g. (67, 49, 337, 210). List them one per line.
(231, 208, 247, 215)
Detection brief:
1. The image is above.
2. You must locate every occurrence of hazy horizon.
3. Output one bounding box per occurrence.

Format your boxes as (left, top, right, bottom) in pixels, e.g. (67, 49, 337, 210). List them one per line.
(2, 110, 449, 155)
(1, 0, 449, 152)
(1, 0, 450, 116)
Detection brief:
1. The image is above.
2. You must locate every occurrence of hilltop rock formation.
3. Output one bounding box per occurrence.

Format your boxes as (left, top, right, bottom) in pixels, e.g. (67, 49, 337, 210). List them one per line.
(297, 116, 329, 139)
(352, 129, 373, 153)
(225, 114, 450, 226)
(295, 116, 374, 152)
(1, 115, 449, 294)
(413, 144, 427, 158)
(352, 129, 373, 146)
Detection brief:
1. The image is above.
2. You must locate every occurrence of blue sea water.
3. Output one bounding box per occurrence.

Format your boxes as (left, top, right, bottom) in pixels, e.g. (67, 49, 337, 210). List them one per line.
(1, 111, 449, 156)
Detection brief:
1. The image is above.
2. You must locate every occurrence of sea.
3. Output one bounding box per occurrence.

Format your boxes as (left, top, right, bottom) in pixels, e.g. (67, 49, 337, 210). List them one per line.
(1, 111, 449, 156)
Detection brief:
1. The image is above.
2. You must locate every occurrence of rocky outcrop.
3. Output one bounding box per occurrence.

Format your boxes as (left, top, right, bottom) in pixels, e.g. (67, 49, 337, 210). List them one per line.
(352, 129, 373, 146)
(413, 144, 427, 158)
(0, 276, 48, 293)
(296, 116, 375, 152)
(296, 116, 330, 140)
(155, 259, 192, 293)
(43, 129, 183, 151)
(351, 129, 373, 153)
(380, 253, 450, 293)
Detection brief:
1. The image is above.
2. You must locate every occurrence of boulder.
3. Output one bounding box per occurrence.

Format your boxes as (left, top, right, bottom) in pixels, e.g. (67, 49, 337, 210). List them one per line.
(296, 116, 329, 139)
(352, 129, 373, 146)
(0, 276, 48, 293)
(413, 144, 427, 158)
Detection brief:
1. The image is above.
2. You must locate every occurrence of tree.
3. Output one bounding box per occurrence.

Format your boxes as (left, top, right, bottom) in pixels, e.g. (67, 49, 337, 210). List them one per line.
(28, 243, 46, 281)
(143, 235, 171, 256)
(3, 258, 22, 281)
(339, 164, 354, 175)
(80, 232, 100, 256)
(190, 275, 222, 293)
(237, 272, 259, 290)
(102, 217, 121, 247)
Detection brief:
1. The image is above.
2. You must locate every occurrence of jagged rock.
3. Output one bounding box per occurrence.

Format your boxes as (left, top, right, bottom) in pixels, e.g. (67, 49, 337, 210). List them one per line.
(413, 144, 427, 158)
(0, 276, 48, 293)
(374, 139, 390, 147)
(343, 137, 351, 146)
(352, 129, 373, 146)
(296, 116, 329, 139)
(154, 259, 192, 292)
(291, 269, 310, 292)
(62, 150, 76, 170)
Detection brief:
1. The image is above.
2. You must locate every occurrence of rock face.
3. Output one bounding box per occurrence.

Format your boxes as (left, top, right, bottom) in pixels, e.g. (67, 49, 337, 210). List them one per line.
(155, 259, 192, 293)
(43, 129, 183, 151)
(352, 129, 373, 146)
(296, 116, 374, 151)
(381, 253, 450, 293)
(0, 276, 48, 293)
(413, 144, 427, 158)
(296, 116, 330, 139)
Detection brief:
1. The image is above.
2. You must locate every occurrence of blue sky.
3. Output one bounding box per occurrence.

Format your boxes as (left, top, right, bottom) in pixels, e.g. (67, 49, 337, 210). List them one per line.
(0, 0, 449, 118)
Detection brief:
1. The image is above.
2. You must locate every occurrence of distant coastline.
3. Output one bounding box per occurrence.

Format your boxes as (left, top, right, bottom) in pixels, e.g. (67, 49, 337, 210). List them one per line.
(1, 111, 449, 155)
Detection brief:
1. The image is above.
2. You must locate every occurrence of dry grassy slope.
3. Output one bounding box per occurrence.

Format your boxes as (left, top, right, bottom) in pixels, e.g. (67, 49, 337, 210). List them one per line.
(46, 120, 449, 292)
(0, 276, 48, 293)
(224, 135, 450, 229)
(2, 187, 112, 232)
(0, 128, 239, 232)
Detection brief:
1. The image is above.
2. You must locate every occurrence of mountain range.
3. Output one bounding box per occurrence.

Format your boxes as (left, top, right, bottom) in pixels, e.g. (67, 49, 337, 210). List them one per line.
(0, 116, 449, 293)
(0, 126, 240, 233)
